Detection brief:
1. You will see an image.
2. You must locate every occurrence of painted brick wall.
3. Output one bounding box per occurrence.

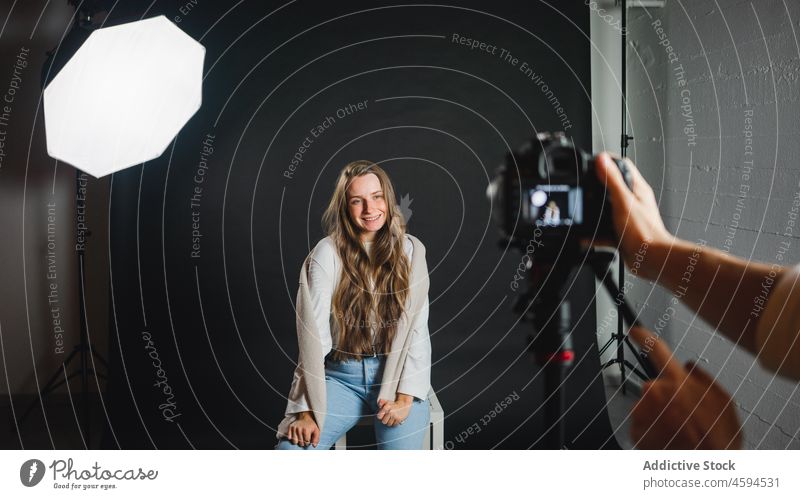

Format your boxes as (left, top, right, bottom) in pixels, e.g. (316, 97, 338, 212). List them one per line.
(626, 0, 800, 449)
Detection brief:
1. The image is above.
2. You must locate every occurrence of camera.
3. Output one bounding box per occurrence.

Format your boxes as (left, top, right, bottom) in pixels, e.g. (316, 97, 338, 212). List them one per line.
(486, 131, 631, 263)
(485, 132, 650, 449)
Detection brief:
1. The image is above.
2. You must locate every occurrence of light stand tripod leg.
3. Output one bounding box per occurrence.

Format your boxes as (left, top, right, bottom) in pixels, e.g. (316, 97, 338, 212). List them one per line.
(617, 260, 626, 394)
(87, 343, 109, 370)
(16, 345, 80, 424)
(598, 334, 621, 357)
(589, 250, 657, 382)
(601, 358, 649, 382)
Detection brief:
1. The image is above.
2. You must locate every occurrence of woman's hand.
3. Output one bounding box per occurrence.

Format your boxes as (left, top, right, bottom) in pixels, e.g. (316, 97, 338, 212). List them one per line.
(377, 394, 413, 426)
(287, 411, 320, 447)
(594, 152, 674, 280)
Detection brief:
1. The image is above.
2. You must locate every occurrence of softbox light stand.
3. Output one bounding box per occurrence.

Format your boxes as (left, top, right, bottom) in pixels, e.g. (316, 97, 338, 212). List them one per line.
(17, 170, 109, 448)
(596, 0, 647, 393)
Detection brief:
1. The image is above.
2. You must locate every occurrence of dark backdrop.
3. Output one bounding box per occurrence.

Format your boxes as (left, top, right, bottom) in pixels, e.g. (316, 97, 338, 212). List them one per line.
(105, 0, 615, 449)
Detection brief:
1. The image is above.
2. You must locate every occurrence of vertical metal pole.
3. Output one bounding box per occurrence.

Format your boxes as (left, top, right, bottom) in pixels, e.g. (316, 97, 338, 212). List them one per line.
(80, 256, 89, 448)
(621, 0, 629, 157)
(618, 0, 629, 394)
(76, 170, 90, 448)
(543, 363, 566, 449)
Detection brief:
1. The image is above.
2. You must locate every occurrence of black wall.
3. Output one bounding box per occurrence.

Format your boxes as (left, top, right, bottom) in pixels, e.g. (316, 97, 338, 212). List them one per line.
(106, 0, 612, 449)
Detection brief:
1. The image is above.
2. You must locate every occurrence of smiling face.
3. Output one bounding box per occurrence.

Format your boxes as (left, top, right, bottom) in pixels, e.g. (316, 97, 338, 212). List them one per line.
(346, 173, 387, 242)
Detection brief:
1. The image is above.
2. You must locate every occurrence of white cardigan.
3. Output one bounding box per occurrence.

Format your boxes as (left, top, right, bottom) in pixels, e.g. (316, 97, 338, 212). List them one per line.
(276, 234, 431, 440)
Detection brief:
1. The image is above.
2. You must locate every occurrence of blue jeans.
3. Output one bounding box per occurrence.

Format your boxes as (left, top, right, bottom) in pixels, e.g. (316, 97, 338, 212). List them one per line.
(275, 355, 429, 450)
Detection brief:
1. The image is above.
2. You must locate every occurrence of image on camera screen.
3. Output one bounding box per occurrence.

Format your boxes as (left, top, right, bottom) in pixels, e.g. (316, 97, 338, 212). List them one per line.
(527, 185, 582, 227)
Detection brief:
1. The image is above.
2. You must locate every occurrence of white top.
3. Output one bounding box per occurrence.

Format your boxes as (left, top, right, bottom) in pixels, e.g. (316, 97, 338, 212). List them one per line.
(754, 263, 800, 381)
(285, 235, 431, 414)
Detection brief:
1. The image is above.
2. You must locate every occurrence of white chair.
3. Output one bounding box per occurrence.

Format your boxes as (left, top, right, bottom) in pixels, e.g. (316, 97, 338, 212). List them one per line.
(335, 387, 444, 450)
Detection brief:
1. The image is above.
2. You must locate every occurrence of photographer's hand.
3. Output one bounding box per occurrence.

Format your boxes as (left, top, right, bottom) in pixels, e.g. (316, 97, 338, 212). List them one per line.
(595, 152, 674, 280)
(628, 326, 743, 449)
(596, 152, 787, 355)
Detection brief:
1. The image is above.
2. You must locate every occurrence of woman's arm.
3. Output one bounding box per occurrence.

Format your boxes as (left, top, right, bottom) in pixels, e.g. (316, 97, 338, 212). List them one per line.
(379, 299, 430, 426)
(285, 243, 336, 415)
(397, 295, 432, 401)
(307, 249, 335, 359)
(377, 239, 431, 426)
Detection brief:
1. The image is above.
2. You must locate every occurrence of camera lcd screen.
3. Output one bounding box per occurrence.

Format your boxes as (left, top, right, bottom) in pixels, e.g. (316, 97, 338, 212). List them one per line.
(526, 185, 583, 227)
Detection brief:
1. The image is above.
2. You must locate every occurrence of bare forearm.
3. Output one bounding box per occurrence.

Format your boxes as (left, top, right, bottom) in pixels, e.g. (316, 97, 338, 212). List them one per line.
(646, 238, 784, 354)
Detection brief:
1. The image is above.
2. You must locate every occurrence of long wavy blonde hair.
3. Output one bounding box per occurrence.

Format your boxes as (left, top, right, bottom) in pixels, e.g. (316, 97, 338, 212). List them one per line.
(322, 160, 410, 362)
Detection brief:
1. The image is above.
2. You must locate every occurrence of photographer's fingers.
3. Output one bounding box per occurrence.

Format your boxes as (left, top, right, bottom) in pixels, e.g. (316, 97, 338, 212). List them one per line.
(684, 360, 737, 406)
(310, 425, 320, 447)
(597, 152, 633, 204)
(630, 384, 663, 447)
(628, 163, 660, 213)
(628, 326, 685, 380)
(684, 361, 716, 388)
(617, 155, 648, 197)
(684, 361, 743, 449)
(600, 152, 656, 202)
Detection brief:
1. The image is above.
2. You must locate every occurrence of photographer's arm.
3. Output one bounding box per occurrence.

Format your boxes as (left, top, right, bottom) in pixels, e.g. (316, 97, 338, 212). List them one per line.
(596, 152, 785, 355)
(644, 237, 783, 353)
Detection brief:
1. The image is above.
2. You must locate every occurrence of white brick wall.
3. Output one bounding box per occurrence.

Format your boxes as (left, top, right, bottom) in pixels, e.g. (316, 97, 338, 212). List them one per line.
(626, 0, 800, 448)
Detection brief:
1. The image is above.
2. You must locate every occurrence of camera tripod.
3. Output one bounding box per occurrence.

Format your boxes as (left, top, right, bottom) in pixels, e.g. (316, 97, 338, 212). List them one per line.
(512, 245, 655, 449)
